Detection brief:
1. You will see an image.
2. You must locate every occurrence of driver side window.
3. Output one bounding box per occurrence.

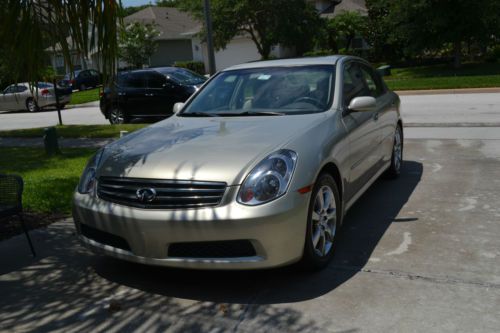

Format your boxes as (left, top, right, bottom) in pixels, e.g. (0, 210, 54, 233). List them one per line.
(342, 63, 369, 107)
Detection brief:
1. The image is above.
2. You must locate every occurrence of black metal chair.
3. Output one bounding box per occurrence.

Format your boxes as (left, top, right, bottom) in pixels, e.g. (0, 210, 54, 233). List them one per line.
(0, 174, 36, 256)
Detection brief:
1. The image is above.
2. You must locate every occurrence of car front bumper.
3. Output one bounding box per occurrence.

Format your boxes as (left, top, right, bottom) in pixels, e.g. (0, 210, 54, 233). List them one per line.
(72, 186, 310, 270)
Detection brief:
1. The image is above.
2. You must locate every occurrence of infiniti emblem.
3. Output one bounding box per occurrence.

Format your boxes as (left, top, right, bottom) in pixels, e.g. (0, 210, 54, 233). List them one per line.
(136, 188, 157, 203)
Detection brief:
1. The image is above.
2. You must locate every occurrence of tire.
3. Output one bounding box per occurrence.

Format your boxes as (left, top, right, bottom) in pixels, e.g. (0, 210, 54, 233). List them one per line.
(108, 107, 127, 124)
(58, 103, 67, 110)
(385, 124, 403, 179)
(26, 98, 39, 112)
(79, 83, 87, 91)
(299, 173, 341, 270)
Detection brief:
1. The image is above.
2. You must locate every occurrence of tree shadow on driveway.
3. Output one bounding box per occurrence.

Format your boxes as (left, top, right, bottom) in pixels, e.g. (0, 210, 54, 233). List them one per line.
(94, 160, 423, 304)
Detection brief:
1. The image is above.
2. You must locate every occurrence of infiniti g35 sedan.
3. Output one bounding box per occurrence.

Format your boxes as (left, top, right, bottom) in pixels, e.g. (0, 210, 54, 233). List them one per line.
(73, 56, 403, 270)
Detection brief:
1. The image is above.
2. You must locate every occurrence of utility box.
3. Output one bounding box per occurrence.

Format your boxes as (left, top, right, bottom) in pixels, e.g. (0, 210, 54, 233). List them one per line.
(43, 127, 60, 156)
(377, 65, 391, 76)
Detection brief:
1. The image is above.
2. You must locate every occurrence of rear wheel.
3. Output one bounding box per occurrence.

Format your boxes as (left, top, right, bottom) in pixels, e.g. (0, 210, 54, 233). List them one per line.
(385, 124, 403, 178)
(300, 173, 341, 270)
(79, 83, 87, 91)
(109, 107, 127, 124)
(26, 98, 39, 112)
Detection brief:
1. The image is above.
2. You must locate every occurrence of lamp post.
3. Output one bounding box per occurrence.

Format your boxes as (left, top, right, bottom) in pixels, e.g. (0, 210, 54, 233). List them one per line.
(203, 0, 216, 75)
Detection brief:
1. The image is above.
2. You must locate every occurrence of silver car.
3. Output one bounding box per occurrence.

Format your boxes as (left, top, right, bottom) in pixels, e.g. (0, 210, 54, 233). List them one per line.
(73, 56, 403, 270)
(0, 82, 71, 112)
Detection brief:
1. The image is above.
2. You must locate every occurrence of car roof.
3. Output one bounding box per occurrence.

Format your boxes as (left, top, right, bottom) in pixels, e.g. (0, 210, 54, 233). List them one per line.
(223, 55, 346, 71)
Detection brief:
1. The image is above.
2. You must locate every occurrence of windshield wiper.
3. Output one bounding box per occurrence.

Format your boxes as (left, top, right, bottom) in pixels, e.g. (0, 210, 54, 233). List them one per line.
(215, 111, 285, 117)
(178, 112, 219, 117)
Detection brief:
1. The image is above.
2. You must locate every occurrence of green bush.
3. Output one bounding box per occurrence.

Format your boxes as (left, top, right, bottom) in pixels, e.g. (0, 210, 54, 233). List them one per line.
(174, 61, 206, 75)
(485, 45, 500, 63)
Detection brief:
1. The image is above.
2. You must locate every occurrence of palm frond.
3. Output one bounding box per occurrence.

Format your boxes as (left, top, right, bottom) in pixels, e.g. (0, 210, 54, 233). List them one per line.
(0, 0, 122, 86)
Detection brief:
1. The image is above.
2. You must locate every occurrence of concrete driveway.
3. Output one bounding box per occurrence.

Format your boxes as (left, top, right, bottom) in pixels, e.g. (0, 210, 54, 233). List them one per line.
(1, 91, 500, 332)
(1, 128, 500, 332)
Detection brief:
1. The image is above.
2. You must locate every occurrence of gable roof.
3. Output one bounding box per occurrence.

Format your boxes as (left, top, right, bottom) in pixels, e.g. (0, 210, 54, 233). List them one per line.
(124, 7, 201, 40)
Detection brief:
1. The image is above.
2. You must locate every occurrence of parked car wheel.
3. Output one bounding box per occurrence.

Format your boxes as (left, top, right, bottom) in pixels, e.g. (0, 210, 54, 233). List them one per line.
(385, 125, 403, 178)
(300, 173, 341, 270)
(58, 103, 67, 110)
(109, 107, 127, 124)
(26, 98, 39, 112)
(79, 83, 87, 91)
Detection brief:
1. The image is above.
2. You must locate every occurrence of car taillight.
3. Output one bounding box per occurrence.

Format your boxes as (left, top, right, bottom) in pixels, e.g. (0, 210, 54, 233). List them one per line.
(71, 80, 75, 85)
(99, 91, 104, 97)
(41, 89, 50, 96)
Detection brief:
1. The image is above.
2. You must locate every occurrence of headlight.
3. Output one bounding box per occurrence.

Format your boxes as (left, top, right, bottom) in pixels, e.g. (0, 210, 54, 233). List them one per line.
(238, 149, 297, 206)
(77, 149, 104, 194)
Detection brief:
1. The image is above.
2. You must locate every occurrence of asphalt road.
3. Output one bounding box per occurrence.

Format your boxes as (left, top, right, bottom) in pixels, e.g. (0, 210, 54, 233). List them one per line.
(1, 131, 499, 332)
(1, 92, 500, 130)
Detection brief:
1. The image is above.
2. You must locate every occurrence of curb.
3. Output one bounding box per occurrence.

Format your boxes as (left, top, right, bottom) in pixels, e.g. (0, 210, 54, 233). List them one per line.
(65, 101, 100, 109)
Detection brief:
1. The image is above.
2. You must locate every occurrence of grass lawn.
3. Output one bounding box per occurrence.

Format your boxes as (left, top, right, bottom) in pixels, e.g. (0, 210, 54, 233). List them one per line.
(0, 124, 148, 138)
(386, 62, 500, 90)
(68, 87, 100, 105)
(386, 75, 500, 90)
(0, 147, 96, 214)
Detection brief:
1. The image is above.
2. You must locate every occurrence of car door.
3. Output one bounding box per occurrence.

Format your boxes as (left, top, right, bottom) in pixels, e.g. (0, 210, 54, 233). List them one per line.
(360, 66, 399, 164)
(143, 71, 171, 116)
(120, 72, 148, 117)
(341, 62, 382, 201)
(1, 86, 16, 110)
(12, 85, 29, 110)
(89, 70, 100, 87)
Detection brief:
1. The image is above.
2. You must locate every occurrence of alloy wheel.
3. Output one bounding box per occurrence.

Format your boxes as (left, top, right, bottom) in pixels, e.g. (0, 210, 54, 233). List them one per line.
(109, 108, 124, 124)
(311, 185, 337, 257)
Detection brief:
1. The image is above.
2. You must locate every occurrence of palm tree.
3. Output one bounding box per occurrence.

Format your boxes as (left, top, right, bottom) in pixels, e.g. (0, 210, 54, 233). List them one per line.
(0, 0, 122, 85)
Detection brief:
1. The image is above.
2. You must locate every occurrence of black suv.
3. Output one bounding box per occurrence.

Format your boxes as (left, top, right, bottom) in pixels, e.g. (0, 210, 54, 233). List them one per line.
(100, 67, 206, 124)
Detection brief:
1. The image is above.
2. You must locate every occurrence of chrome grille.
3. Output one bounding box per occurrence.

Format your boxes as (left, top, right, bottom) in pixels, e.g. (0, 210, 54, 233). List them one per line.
(97, 177, 227, 209)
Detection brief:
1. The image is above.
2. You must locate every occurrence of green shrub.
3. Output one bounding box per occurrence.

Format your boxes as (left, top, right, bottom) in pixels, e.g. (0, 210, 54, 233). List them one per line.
(174, 61, 206, 75)
(485, 45, 500, 63)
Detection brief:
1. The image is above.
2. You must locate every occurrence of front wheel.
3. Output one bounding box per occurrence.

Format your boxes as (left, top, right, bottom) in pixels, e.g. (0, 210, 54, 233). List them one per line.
(108, 107, 127, 124)
(300, 173, 341, 270)
(385, 124, 403, 178)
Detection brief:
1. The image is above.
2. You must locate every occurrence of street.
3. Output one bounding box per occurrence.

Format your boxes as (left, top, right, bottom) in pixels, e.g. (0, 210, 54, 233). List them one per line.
(1, 92, 500, 130)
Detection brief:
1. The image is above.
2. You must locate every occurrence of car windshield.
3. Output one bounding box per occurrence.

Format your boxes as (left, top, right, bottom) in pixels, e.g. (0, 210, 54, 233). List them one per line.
(162, 69, 206, 86)
(181, 65, 335, 116)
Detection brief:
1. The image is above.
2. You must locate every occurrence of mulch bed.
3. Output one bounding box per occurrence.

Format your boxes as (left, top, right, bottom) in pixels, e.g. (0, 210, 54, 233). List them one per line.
(0, 212, 67, 241)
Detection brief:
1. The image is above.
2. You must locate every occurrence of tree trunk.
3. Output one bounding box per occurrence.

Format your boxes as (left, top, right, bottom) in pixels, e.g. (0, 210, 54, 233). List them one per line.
(453, 41, 462, 68)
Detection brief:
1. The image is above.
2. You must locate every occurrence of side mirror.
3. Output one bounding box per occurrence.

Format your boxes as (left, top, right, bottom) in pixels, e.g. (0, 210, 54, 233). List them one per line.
(348, 96, 376, 112)
(173, 102, 185, 114)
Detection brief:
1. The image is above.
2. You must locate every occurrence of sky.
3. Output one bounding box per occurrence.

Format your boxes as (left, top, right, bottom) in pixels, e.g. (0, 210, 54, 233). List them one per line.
(122, 0, 154, 7)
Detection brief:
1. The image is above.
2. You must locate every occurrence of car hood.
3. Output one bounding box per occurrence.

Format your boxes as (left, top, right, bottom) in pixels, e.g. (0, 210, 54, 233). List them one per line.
(98, 114, 325, 185)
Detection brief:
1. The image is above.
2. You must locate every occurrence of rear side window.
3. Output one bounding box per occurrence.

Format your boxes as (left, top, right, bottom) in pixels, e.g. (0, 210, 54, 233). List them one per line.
(15, 85, 28, 93)
(145, 72, 166, 89)
(118, 72, 147, 88)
